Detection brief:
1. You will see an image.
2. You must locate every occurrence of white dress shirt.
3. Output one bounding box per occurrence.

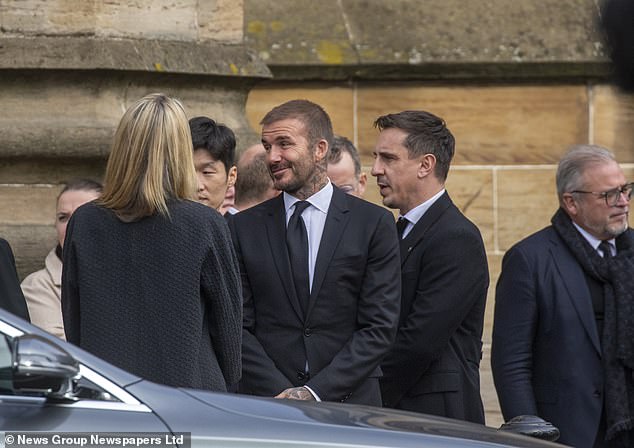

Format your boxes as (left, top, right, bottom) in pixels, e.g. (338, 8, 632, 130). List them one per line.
(398, 189, 446, 239)
(283, 182, 333, 291)
(572, 222, 616, 257)
(283, 182, 334, 401)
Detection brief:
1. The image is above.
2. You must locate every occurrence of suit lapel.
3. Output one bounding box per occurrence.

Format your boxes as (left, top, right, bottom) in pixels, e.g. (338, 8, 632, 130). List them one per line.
(307, 188, 350, 316)
(265, 195, 305, 321)
(400, 192, 452, 265)
(549, 234, 602, 355)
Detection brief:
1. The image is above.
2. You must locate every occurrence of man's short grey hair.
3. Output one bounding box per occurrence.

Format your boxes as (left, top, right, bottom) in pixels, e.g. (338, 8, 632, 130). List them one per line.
(327, 135, 362, 177)
(556, 144, 616, 201)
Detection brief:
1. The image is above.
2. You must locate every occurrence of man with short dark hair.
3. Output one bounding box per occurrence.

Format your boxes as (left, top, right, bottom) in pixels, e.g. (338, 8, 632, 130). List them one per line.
(230, 99, 400, 405)
(234, 143, 280, 211)
(326, 135, 367, 198)
(372, 110, 489, 423)
(492, 144, 634, 447)
(189, 116, 237, 214)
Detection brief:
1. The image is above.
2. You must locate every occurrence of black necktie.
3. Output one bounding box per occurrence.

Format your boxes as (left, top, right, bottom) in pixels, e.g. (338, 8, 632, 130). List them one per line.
(599, 241, 613, 259)
(396, 217, 408, 239)
(287, 201, 311, 313)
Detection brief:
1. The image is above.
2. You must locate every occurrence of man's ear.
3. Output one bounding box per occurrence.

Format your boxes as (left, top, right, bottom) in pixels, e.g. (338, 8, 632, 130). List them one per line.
(561, 193, 579, 216)
(314, 139, 328, 162)
(357, 172, 367, 197)
(227, 165, 238, 187)
(417, 154, 436, 178)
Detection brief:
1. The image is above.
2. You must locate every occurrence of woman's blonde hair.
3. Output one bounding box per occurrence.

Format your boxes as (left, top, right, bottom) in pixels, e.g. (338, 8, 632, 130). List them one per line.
(98, 93, 197, 221)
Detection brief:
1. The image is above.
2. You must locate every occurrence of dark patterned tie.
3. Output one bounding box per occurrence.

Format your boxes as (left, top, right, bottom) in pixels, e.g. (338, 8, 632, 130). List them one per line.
(287, 201, 311, 313)
(396, 216, 408, 239)
(599, 240, 614, 259)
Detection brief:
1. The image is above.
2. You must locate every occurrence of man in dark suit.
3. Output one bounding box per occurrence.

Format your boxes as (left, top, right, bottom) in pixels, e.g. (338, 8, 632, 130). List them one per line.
(492, 145, 634, 448)
(0, 238, 30, 321)
(229, 99, 400, 405)
(372, 110, 489, 423)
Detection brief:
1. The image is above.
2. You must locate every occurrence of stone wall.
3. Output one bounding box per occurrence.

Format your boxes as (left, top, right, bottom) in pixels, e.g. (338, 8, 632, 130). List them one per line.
(0, 0, 270, 277)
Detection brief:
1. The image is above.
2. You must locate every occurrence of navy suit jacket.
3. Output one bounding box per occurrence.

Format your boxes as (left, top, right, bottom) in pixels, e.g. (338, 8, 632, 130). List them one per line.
(491, 225, 626, 447)
(380, 192, 488, 423)
(229, 187, 401, 405)
(0, 238, 30, 322)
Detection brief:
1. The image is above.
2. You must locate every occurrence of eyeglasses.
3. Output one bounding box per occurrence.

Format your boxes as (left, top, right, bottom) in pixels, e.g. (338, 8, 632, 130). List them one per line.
(571, 182, 634, 206)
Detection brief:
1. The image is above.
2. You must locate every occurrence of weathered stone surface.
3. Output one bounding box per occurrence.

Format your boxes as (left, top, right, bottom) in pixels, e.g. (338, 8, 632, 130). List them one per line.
(0, 158, 106, 184)
(482, 254, 504, 428)
(0, 70, 263, 158)
(497, 168, 559, 251)
(0, 36, 269, 77)
(357, 84, 589, 165)
(245, 0, 610, 80)
(198, 0, 244, 43)
(246, 82, 355, 141)
(0, 185, 61, 225)
(1, 225, 57, 280)
(593, 85, 634, 163)
(446, 169, 494, 252)
(0, 0, 243, 43)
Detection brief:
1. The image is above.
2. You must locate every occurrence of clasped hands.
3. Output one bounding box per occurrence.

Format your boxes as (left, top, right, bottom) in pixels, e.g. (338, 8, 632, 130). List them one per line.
(275, 386, 315, 401)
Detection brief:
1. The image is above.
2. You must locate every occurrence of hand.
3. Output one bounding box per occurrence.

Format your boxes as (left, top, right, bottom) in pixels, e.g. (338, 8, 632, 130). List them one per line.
(274, 386, 315, 401)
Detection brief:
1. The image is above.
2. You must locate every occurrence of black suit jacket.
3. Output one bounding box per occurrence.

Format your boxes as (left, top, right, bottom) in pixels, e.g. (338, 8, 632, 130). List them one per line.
(491, 226, 628, 447)
(380, 192, 488, 423)
(0, 238, 30, 322)
(229, 187, 401, 405)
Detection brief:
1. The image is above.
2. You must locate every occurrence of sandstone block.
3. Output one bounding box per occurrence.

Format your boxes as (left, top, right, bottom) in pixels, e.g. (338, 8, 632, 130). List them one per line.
(446, 169, 494, 252)
(357, 85, 589, 165)
(0, 185, 61, 225)
(497, 168, 559, 251)
(593, 84, 634, 163)
(246, 83, 355, 141)
(198, 0, 244, 43)
(1, 225, 57, 280)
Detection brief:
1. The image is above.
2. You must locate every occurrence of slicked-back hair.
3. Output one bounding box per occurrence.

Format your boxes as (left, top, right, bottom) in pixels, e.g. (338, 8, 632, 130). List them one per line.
(374, 110, 455, 181)
(260, 99, 334, 151)
(189, 116, 236, 175)
(58, 178, 103, 200)
(327, 135, 362, 177)
(98, 93, 198, 222)
(235, 151, 273, 204)
(556, 144, 617, 203)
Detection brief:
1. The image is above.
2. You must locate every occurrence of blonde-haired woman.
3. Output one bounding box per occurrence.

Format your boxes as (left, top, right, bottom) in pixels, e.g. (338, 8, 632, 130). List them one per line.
(62, 93, 242, 392)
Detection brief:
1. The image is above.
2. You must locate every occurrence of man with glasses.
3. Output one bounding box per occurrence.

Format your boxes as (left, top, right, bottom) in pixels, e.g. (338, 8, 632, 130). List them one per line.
(492, 144, 634, 447)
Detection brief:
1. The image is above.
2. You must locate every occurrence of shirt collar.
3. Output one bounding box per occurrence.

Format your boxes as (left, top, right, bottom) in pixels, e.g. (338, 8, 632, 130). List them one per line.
(572, 221, 616, 252)
(400, 189, 445, 225)
(283, 181, 333, 215)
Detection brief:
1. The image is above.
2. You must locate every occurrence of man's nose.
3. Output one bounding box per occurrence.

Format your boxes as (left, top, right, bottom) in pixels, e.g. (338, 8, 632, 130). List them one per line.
(616, 186, 632, 205)
(617, 192, 630, 205)
(268, 146, 282, 163)
(370, 159, 382, 176)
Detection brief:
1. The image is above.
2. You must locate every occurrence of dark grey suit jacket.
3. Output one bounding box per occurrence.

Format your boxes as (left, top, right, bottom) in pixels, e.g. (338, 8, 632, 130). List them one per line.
(229, 187, 401, 405)
(491, 226, 628, 447)
(0, 238, 30, 322)
(380, 192, 488, 423)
